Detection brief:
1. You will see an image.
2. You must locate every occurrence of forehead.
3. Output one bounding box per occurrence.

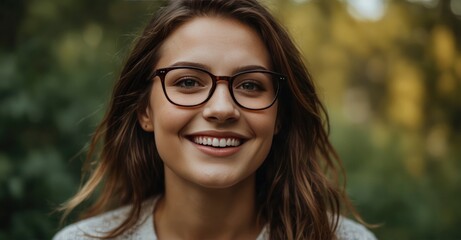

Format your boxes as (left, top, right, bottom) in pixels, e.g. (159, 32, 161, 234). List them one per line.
(156, 16, 271, 73)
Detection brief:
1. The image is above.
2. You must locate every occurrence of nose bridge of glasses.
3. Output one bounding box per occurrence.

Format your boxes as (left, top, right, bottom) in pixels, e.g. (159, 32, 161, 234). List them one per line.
(214, 75, 232, 83)
(212, 76, 235, 100)
(208, 77, 236, 107)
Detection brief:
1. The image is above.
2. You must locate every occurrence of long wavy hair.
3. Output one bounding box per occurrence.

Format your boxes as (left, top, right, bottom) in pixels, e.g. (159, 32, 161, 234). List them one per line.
(60, 0, 360, 239)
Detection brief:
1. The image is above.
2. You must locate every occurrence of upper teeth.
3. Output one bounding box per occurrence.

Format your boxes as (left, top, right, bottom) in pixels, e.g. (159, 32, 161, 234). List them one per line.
(193, 136, 241, 147)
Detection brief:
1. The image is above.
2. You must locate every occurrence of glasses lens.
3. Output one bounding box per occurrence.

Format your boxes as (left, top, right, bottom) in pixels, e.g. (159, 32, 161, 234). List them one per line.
(164, 68, 212, 106)
(232, 72, 278, 109)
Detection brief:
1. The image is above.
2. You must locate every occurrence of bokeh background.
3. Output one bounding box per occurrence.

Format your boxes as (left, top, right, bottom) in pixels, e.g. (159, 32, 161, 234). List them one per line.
(1, 0, 460, 239)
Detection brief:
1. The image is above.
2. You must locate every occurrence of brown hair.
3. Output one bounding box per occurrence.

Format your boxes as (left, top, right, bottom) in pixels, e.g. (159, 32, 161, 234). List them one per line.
(60, 0, 360, 239)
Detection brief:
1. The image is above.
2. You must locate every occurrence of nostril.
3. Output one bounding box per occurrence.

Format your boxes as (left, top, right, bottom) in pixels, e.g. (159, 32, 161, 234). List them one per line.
(203, 109, 240, 123)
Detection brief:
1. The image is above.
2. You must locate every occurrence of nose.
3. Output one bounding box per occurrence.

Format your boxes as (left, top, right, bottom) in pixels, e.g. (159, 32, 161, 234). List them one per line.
(202, 83, 240, 123)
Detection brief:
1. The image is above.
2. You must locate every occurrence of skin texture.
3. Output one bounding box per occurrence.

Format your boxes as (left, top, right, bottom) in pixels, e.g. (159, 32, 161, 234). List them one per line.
(138, 17, 278, 239)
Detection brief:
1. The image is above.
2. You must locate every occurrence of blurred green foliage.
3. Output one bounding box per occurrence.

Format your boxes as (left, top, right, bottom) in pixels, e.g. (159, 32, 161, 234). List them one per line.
(1, 0, 460, 239)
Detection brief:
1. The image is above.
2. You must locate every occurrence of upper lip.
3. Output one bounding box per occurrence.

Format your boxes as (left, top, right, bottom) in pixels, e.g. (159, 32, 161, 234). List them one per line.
(185, 130, 249, 140)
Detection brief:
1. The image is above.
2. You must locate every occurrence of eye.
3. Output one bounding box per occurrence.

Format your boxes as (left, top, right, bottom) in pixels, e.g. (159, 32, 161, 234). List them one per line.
(235, 81, 264, 91)
(175, 77, 203, 88)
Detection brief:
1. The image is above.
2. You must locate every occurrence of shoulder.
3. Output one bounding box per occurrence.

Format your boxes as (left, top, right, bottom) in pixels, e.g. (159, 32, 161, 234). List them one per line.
(53, 198, 157, 240)
(336, 216, 377, 240)
(53, 206, 132, 240)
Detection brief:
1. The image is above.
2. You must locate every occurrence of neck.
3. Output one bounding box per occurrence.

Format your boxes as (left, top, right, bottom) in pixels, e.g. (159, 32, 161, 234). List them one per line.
(154, 169, 262, 240)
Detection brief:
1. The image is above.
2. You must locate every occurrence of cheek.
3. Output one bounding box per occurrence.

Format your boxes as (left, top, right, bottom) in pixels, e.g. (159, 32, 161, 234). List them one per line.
(151, 101, 190, 165)
(248, 105, 278, 148)
(150, 84, 197, 149)
(150, 83, 182, 132)
(257, 104, 278, 136)
(151, 101, 190, 138)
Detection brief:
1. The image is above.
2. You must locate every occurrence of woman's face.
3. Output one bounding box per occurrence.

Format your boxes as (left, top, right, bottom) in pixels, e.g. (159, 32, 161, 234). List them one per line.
(139, 16, 278, 189)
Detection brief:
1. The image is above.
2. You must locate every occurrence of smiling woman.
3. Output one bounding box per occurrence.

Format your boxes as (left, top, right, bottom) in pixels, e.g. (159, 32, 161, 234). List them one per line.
(140, 17, 279, 192)
(53, 0, 376, 239)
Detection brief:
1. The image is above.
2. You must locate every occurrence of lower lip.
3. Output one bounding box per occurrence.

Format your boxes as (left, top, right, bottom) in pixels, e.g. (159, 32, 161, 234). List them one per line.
(190, 141, 242, 157)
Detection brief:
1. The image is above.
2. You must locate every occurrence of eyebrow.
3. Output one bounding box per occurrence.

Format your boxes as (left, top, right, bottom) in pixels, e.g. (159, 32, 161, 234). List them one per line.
(169, 61, 269, 75)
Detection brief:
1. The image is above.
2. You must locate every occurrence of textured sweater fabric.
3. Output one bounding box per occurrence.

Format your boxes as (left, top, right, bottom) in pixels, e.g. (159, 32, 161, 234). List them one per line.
(54, 198, 376, 240)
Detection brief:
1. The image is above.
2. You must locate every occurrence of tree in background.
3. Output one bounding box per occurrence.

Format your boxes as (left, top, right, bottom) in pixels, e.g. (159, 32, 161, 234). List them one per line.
(269, 0, 461, 238)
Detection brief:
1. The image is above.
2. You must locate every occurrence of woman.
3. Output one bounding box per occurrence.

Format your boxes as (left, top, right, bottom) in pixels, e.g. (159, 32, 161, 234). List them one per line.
(54, 0, 376, 239)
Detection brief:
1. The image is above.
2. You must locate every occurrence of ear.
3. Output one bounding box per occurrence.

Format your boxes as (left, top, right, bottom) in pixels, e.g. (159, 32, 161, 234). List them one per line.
(137, 107, 154, 132)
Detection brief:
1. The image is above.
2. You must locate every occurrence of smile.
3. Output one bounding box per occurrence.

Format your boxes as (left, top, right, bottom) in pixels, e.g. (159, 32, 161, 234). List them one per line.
(192, 136, 241, 148)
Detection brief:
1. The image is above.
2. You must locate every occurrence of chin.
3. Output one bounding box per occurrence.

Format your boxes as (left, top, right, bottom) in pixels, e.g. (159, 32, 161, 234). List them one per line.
(190, 171, 254, 190)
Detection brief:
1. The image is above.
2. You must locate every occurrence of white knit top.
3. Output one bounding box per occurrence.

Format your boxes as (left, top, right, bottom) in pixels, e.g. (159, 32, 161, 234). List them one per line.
(54, 198, 376, 240)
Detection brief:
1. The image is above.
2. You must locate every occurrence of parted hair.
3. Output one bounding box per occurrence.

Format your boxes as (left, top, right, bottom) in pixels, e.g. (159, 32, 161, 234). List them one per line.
(60, 0, 360, 239)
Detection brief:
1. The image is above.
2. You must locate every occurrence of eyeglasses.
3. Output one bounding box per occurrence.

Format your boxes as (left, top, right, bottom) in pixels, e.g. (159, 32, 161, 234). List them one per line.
(153, 66, 286, 110)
